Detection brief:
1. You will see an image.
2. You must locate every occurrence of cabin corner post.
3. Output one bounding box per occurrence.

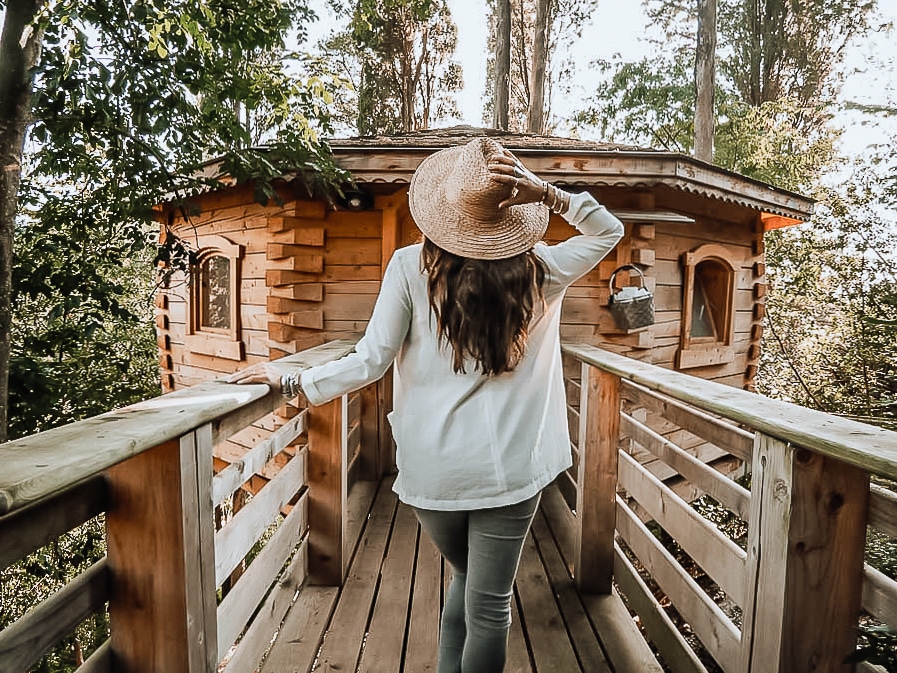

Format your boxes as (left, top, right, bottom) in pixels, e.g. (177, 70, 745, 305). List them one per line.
(574, 362, 622, 594)
(307, 394, 349, 586)
(741, 432, 869, 673)
(105, 426, 218, 673)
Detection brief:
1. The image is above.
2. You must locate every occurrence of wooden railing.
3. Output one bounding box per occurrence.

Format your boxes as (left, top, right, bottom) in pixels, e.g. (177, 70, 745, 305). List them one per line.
(3, 338, 896, 673)
(561, 342, 897, 673)
(0, 340, 388, 673)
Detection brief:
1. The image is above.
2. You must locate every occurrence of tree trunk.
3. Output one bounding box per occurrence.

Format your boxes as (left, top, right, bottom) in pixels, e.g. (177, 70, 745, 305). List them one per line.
(694, 0, 717, 162)
(0, 0, 43, 443)
(527, 0, 551, 134)
(492, 0, 511, 130)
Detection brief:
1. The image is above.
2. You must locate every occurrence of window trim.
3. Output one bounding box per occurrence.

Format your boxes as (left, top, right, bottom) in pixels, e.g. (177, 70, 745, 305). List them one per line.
(677, 244, 737, 370)
(187, 236, 244, 361)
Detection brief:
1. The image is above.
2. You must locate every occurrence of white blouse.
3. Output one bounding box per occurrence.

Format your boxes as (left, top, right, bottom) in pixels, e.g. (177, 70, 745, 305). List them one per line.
(300, 192, 624, 510)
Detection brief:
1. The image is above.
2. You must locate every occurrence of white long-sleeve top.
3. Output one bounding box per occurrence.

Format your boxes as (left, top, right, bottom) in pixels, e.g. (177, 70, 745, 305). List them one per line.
(300, 192, 624, 510)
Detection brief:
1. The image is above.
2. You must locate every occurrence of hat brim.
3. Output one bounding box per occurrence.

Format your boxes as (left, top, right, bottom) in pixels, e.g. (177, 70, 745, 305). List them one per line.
(408, 145, 549, 260)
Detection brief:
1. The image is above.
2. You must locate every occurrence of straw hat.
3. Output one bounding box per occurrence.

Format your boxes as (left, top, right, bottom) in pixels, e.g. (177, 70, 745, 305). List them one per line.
(408, 137, 549, 260)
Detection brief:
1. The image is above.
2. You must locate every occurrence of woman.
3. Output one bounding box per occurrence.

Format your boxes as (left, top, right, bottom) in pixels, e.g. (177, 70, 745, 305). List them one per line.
(230, 137, 623, 673)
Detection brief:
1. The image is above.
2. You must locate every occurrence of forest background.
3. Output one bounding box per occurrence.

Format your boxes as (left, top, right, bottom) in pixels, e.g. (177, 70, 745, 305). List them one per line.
(1, 0, 896, 669)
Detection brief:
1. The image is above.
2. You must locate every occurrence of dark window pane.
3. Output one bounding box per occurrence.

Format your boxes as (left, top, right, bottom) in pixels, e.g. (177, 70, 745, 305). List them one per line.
(201, 255, 230, 330)
(691, 277, 716, 338)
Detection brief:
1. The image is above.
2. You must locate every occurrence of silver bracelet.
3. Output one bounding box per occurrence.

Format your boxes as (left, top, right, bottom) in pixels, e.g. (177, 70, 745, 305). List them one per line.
(280, 372, 303, 399)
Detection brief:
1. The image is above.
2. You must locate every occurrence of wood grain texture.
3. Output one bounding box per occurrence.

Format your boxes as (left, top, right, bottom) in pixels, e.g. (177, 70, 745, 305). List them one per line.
(215, 450, 306, 585)
(307, 395, 348, 587)
(615, 496, 742, 669)
(742, 433, 870, 673)
(0, 341, 357, 516)
(563, 343, 897, 480)
(613, 543, 708, 673)
(617, 450, 748, 607)
(106, 441, 194, 672)
(0, 559, 108, 672)
(0, 475, 105, 571)
(217, 495, 308, 655)
(575, 364, 621, 593)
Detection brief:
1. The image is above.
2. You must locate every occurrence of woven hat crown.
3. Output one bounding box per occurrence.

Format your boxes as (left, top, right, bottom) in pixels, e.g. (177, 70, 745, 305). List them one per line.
(408, 137, 548, 260)
(442, 138, 512, 223)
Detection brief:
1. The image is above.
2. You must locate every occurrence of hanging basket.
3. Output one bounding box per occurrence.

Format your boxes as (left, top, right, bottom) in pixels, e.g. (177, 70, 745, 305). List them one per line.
(608, 264, 655, 330)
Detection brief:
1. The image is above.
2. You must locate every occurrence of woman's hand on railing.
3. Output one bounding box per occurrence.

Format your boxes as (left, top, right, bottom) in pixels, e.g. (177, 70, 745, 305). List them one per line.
(228, 362, 301, 397)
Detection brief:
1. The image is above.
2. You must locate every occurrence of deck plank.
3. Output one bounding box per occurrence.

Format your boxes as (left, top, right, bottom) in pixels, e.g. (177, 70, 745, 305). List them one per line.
(260, 585, 339, 673)
(404, 527, 441, 672)
(264, 481, 665, 673)
(358, 504, 419, 672)
(530, 511, 613, 672)
(312, 481, 398, 672)
(515, 532, 582, 672)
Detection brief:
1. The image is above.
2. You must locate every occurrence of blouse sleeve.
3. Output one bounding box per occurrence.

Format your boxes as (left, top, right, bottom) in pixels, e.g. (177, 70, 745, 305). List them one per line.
(537, 192, 625, 294)
(299, 251, 413, 405)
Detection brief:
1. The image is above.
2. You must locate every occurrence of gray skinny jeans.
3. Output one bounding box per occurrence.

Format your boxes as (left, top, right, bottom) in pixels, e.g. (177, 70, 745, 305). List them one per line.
(412, 492, 541, 673)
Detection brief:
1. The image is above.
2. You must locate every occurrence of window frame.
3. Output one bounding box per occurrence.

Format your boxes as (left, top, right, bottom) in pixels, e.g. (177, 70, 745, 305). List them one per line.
(677, 244, 737, 370)
(186, 236, 244, 361)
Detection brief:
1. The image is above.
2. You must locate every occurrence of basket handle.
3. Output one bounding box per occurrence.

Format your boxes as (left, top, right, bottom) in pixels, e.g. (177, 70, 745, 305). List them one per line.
(609, 264, 647, 292)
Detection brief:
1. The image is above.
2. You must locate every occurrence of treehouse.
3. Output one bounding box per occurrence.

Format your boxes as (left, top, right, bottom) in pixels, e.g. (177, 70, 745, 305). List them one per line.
(154, 126, 814, 494)
(3, 127, 896, 673)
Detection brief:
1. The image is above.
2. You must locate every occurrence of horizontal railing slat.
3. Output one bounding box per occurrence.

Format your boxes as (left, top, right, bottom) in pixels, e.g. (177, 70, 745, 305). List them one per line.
(862, 563, 897, 631)
(615, 496, 742, 668)
(613, 542, 709, 673)
(0, 475, 105, 571)
(618, 451, 748, 607)
(563, 343, 897, 480)
(215, 450, 307, 586)
(621, 380, 754, 461)
(221, 542, 308, 673)
(0, 341, 357, 516)
(622, 413, 751, 521)
(217, 495, 308, 657)
(0, 559, 108, 672)
(869, 484, 897, 538)
(78, 639, 111, 673)
(212, 410, 308, 506)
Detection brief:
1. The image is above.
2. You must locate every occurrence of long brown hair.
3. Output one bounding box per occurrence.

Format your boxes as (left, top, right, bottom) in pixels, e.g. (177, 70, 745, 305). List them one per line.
(422, 238, 547, 375)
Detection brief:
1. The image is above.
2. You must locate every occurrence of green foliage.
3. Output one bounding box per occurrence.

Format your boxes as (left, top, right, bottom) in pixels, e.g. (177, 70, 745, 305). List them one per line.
(848, 624, 897, 672)
(572, 53, 695, 151)
(6, 0, 349, 438)
(715, 97, 840, 191)
(1, 517, 108, 669)
(759, 149, 897, 430)
(313, 0, 461, 135)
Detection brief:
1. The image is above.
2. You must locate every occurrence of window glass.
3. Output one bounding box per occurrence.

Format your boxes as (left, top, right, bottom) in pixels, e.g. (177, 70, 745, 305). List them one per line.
(200, 255, 231, 330)
(690, 277, 716, 338)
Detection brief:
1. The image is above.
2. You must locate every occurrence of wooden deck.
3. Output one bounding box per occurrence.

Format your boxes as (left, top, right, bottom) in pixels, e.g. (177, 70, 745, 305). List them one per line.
(257, 478, 662, 673)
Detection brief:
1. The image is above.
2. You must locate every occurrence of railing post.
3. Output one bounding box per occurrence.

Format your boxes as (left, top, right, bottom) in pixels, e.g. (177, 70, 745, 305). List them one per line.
(105, 424, 218, 672)
(307, 394, 348, 586)
(575, 362, 622, 593)
(741, 432, 869, 673)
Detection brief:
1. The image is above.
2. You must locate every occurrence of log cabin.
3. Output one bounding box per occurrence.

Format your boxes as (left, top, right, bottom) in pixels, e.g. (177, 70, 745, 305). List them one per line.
(154, 126, 813, 395)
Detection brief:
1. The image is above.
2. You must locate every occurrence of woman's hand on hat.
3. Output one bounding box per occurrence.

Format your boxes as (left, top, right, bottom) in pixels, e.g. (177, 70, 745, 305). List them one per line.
(487, 151, 545, 209)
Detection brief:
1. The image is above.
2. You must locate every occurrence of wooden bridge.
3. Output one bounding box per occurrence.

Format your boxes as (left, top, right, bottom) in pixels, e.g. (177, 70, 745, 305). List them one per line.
(2, 340, 896, 673)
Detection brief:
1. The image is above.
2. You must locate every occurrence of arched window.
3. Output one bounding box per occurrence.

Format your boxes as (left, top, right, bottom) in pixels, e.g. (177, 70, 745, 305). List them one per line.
(187, 236, 244, 360)
(678, 244, 736, 369)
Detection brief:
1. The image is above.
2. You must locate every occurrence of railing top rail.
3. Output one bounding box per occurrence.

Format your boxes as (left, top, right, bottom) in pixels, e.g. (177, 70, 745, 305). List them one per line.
(563, 342, 897, 480)
(0, 340, 357, 516)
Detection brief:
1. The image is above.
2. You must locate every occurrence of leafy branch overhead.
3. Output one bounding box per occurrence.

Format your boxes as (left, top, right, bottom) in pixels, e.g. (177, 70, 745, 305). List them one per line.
(1, 0, 351, 441)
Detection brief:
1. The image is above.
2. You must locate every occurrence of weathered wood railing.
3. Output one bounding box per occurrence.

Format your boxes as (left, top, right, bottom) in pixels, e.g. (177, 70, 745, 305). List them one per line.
(561, 342, 897, 673)
(4, 338, 897, 673)
(0, 340, 387, 673)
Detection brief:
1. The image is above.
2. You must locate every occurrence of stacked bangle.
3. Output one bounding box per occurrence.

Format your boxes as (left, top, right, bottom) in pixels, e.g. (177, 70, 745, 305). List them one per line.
(540, 181, 571, 215)
(280, 372, 303, 399)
